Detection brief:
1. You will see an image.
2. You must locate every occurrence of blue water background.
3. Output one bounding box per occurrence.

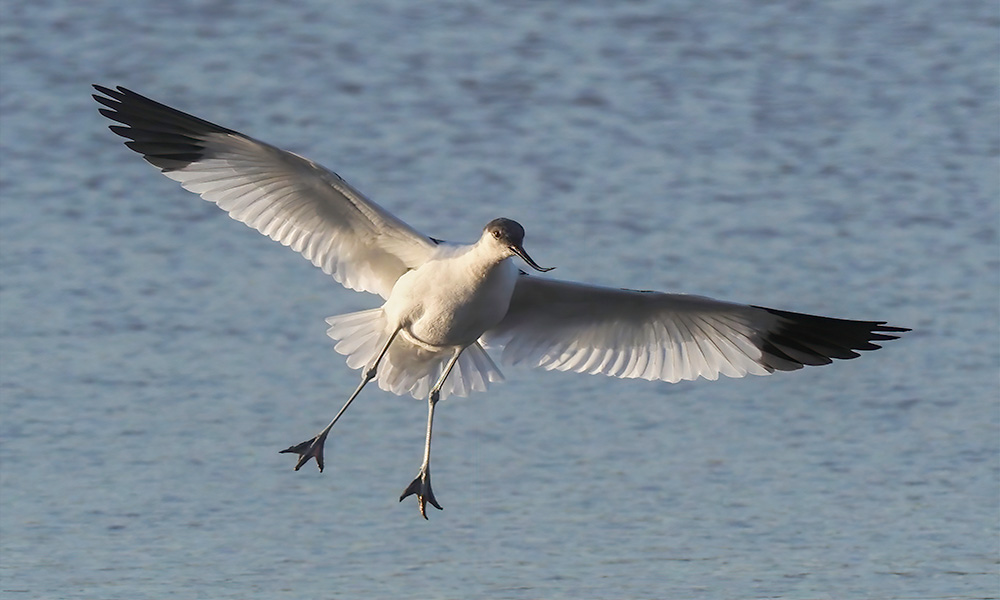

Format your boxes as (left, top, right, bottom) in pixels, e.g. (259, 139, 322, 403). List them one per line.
(1, 1, 998, 598)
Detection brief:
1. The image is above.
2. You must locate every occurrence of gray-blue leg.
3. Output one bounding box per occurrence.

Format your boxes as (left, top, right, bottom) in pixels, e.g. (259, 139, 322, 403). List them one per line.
(281, 328, 400, 472)
(400, 348, 463, 519)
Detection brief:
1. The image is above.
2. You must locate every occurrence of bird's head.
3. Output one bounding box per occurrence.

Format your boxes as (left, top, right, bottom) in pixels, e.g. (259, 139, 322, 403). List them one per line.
(483, 218, 554, 272)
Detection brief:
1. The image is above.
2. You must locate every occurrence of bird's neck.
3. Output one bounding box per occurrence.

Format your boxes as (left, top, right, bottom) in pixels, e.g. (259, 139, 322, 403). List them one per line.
(460, 240, 511, 275)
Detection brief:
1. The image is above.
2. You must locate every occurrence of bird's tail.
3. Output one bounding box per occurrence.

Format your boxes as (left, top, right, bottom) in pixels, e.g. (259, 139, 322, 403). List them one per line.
(325, 308, 504, 400)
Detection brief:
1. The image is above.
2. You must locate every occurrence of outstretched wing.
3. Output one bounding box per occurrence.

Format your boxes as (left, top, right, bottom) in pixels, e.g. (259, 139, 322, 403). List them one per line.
(483, 276, 908, 383)
(93, 85, 437, 298)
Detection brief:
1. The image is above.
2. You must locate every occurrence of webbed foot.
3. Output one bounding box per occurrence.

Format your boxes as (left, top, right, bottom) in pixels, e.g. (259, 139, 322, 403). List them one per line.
(279, 432, 328, 472)
(400, 468, 443, 519)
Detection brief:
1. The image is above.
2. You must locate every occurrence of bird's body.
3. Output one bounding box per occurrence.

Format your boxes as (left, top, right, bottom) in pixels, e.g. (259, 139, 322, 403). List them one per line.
(384, 235, 520, 350)
(93, 85, 908, 518)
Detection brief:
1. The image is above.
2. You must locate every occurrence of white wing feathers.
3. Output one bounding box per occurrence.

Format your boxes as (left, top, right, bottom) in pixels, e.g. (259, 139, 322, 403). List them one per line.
(95, 85, 908, 397)
(93, 85, 436, 298)
(484, 276, 906, 384)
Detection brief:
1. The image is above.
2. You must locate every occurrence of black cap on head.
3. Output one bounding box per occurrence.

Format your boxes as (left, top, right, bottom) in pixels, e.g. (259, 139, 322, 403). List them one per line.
(484, 217, 553, 272)
(484, 218, 525, 246)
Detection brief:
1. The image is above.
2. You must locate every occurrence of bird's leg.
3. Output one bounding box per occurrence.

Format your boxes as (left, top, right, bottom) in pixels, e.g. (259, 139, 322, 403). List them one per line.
(280, 327, 400, 472)
(399, 393, 443, 518)
(400, 348, 463, 519)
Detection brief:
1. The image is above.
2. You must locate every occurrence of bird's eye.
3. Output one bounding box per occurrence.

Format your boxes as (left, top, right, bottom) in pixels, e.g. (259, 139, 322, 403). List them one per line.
(492, 230, 501, 239)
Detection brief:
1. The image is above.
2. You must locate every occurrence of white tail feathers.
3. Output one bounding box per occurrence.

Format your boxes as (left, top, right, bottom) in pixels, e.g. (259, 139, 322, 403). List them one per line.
(325, 309, 504, 400)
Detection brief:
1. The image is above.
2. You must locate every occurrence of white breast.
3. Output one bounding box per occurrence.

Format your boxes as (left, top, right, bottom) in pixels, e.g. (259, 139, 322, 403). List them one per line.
(383, 248, 519, 348)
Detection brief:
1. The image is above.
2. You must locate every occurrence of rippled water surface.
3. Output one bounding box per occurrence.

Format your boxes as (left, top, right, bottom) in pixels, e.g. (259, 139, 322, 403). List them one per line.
(2, 1, 998, 598)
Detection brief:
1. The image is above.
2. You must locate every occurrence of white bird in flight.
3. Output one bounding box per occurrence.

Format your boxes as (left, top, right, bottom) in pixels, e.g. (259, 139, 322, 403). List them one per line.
(93, 85, 908, 518)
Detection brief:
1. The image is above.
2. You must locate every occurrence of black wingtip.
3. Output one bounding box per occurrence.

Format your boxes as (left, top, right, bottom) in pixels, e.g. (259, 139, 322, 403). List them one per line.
(91, 83, 113, 96)
(752, 306, 909, 372)
(92, 84, 137, 106)
(93, 84, 238, 171)
(872, 323, 911, 334)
